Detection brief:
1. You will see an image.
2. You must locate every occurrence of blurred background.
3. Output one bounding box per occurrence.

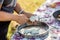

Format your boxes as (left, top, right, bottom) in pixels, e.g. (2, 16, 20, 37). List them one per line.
(7, 0, 46, 40)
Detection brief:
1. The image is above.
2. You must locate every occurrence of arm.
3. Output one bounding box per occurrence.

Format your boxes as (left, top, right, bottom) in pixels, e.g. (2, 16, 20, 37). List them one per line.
(0, 0, 14, 21)
(14, 3, 33, 18)
(0, 11, 28, 24)
(0, 4, 28, 25)
(0, 11, 17, 21)
(14, 3, 38, 24)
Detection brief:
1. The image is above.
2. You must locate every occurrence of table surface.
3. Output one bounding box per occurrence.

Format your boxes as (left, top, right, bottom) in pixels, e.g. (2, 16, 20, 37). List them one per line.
(45, 27, 60, 40)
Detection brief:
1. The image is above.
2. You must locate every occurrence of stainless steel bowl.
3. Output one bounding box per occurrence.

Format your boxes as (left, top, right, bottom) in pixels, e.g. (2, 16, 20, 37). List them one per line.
(16, 22, 49, 39)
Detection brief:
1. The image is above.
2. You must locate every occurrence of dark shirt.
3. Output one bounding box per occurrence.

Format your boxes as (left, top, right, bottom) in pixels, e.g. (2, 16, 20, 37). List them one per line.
(0, 0, 16, 13)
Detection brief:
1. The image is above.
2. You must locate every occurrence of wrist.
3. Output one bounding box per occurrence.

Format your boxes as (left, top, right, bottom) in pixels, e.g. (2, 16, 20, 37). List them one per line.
(18, 10, 24, 14)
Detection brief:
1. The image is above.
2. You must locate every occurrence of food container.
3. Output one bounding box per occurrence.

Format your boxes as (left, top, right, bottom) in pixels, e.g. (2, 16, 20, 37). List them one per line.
(11, 22, 49, 40)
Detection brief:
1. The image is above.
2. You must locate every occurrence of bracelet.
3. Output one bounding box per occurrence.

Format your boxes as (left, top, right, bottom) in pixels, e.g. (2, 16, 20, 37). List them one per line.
(19, 10, 24, 14)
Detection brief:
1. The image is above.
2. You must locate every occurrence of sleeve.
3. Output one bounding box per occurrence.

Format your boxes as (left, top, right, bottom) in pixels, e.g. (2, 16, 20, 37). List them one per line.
(0, 0, 4, 4)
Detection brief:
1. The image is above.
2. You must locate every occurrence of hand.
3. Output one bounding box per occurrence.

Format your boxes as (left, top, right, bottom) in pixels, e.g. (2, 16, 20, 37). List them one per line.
(47, 3, 56, 8)
(27, 20, 38, 25)
(26, 12, 33, 18)
(58, 15, 60, 18)
(15, 14, 28, 24)
(22, 11, 33, 18)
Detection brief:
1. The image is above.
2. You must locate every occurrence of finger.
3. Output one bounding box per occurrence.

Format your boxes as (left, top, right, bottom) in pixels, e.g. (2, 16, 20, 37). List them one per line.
(32, 20, 38, 25)
(58, 15, 60, 18)
(27, 19, 33, 24)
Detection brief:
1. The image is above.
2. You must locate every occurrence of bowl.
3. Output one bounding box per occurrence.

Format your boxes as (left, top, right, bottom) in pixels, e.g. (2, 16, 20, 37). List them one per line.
(16, 22, 49, 39)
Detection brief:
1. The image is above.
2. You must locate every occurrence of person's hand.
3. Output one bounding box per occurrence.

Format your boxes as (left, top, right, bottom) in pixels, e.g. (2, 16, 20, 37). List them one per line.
(47, 3, 56, 8)
(27, 20, 38, 25)
(58, 15, 60, 17)
(25, 12, 33, 18)
(22, 11, 33, 18)
(15, 14, 28, 24)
